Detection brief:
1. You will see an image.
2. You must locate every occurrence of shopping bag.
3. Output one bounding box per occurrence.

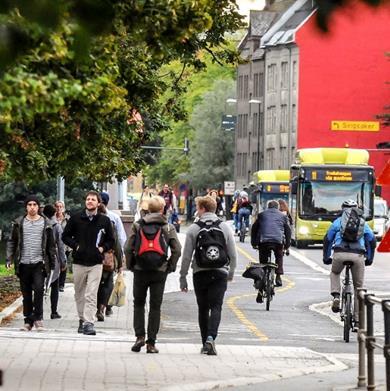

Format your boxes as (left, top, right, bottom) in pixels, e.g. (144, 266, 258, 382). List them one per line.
(108, 273, 127, 307)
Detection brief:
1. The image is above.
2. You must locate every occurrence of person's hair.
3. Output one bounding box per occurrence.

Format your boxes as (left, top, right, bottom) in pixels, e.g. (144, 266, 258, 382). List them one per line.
(267, 200, 279, 209)
(209, 189, 218, 197)
(148, 196, 166, 213)
(54, 200, 65, 208)
(196, 195, 217, 213)
(278, 199, 289, 213)
(98, 203, 107, 214)
(43, 204, 56, 219)
(86, 190, 101, 203)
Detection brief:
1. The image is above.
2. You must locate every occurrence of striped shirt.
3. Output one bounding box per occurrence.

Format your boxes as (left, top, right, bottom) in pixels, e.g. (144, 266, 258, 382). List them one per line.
(20, 217, 44, 264)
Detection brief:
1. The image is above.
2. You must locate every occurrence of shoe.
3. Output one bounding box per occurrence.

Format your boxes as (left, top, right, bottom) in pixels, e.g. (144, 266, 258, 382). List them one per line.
(83, 322, 96, 335)
(20, 323, 32, 331)
(131, 336, 145, 352)
(205, 336, 217, 356)
(331, 297, 340, 313)
(59, 286, 64, 292)
(200, 344, 208, 354)
(146, 343, 159, 354)
(256, 291, 263, 303)
(105, 306, 113, 316)
(50, 312, 62, 319)
(34, 320, 45, 332)
(275, 274, 283, 287)
(96, 311, 104, 322)
(78, 319, 84, 333)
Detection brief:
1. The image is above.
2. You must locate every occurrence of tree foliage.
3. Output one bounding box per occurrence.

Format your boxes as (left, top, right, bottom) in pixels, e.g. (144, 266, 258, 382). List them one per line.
(0, 1, 244, 183)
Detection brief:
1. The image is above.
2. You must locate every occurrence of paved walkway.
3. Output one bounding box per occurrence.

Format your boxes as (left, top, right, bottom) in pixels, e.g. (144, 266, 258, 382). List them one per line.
(0, 231, 371, 390)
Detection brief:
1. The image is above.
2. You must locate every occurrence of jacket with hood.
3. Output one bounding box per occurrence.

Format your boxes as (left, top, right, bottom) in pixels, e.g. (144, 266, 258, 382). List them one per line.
(125, 213, 182, 273)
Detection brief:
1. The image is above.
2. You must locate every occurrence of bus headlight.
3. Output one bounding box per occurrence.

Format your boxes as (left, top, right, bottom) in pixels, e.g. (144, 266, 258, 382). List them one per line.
(299, 226, 310, 235)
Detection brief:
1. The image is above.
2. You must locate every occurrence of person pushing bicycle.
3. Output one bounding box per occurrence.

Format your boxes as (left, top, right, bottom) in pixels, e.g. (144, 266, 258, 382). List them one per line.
(323, 200, 376, 329)
(251, 200, 291, 290)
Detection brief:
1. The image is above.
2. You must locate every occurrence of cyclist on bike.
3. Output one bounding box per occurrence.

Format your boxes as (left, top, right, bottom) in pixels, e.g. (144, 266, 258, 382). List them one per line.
(251, 200, 291, 289)
(237, 191, 252, 235)
(323, 200, 376, 328)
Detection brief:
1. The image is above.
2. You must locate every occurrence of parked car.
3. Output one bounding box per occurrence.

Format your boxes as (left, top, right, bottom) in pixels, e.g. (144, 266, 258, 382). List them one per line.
(373, 198, 389, 241)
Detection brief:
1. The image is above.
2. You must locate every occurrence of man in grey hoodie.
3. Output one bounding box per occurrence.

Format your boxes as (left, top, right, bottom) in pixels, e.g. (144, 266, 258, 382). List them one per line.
(180, 195, 237, 356)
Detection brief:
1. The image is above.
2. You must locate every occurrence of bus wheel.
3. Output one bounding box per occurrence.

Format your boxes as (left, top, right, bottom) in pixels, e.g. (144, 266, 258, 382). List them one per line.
(296, 240, 307, 249)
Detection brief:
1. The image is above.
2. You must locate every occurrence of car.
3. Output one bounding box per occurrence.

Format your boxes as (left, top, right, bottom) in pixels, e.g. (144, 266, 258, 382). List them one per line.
(373, 198, 389, 241)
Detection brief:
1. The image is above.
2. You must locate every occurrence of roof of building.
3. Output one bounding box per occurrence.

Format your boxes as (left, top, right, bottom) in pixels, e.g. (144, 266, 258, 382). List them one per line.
(261, 0, 315, 47)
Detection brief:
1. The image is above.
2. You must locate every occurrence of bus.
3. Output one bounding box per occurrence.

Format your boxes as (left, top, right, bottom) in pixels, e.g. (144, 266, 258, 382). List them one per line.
(289, 148, 376, 248)
(252, 170, 290, 215)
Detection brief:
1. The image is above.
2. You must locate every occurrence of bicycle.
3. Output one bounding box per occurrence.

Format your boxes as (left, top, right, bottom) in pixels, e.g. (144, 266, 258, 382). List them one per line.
(340, 261, 354, 343)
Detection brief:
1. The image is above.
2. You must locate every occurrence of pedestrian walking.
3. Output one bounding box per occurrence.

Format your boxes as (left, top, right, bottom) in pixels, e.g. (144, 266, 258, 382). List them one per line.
(158, 184, 177, 223)
(125, 195, 182, 353)
(42, 204, 67, 319)
(62, 191, 115, 335)
(6, 195, 56, 331)
(137, 185, 154, 219)
(180, 195, 237, 355)
(99, 192, 127, 317)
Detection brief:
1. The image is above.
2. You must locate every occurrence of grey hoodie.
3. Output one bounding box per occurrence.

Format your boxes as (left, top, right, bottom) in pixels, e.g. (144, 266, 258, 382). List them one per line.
(180, 212, 237, 289)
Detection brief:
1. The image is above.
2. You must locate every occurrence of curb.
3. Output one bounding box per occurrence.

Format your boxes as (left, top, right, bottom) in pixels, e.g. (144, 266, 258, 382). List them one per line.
(0, 296, 22, 325)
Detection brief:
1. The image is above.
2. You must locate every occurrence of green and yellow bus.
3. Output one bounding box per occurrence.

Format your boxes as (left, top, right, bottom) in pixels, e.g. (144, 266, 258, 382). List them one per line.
(289, 148, 375, 248)
(252, 170, 290, 214)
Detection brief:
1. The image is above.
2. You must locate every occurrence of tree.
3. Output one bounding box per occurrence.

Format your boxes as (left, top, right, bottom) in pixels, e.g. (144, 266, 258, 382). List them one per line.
(189, 79, 235, 189)
(0, 1, 244, 183)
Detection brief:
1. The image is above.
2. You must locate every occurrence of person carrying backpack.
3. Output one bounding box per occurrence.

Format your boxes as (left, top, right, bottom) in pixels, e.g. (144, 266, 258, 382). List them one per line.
(180, 195, 237, 356)
(323, 199, 376, 328)
(125, 196, 181, 354)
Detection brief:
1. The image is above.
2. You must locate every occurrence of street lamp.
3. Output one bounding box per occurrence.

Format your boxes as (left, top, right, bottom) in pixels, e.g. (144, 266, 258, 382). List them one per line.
(249, 99, 262, 170)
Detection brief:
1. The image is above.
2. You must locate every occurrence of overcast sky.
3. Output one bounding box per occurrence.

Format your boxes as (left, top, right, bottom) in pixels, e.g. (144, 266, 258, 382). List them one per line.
(237, 0, 265, 19)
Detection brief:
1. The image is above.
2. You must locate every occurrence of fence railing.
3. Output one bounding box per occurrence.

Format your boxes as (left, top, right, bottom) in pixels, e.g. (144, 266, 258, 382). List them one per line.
(357, 288, 390, 391)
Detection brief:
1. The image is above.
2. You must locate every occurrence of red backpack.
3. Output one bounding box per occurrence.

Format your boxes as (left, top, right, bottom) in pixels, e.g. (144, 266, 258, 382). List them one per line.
(135, 221, 168, 270)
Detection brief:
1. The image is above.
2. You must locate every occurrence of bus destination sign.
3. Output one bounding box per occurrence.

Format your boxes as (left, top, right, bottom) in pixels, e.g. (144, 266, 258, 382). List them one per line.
(262, 184, 290, 193)
(306, 169, 369, 182)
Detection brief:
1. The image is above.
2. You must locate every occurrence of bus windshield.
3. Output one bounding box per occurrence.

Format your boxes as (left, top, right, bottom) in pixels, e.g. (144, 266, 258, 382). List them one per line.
(300, 181, 372, 219)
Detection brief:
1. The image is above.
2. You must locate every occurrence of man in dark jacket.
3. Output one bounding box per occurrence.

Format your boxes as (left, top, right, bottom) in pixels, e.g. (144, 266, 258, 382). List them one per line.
(62, 191, 114, 335)
(125, 195, 182, 354)
(251, 200, 291, 288)
(7, 195, 56, 331)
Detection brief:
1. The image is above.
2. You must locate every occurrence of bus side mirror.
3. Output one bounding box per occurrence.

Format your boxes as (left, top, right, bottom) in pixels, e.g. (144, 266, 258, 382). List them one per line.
(375, 185, 382, 197)
(291, 182, 298, 195)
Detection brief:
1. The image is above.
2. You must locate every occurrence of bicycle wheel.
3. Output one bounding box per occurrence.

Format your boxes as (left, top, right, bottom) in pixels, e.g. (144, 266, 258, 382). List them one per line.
(265, 269, 274, 311)
(239, 224, 245, 242)
(343, 293, 352, 343)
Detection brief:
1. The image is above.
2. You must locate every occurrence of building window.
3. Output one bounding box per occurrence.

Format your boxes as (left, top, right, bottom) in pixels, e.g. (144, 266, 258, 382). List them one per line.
(242, 153, 247, 177)
(266, 148, 274, 169)
(237, 153, 242, 177)
(281, 104, 288, 132)
(238, 75, 243, 99)
(259, 112, 264, 137)
(281, 62, 289, 89)
(267, 64, 277, 92)
(243, 114, 248, 138)
(280, 147, 288, 168)
(254, 73, 259, 98)
(253, 112, 258, 136)
(252, 152, 258, 172)
(292, 61, 297, 89)
(244, 75, 249, 99)
(259, 73, 264, 96)
(267, 106, 276, 134)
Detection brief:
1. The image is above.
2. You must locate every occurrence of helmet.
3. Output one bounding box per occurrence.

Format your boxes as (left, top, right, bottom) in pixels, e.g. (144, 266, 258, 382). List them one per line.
(342, 199, 358, 208)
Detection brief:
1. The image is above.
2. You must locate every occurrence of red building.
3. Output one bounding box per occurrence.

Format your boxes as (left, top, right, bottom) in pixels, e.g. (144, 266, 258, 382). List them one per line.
(295, 1, 390, 201)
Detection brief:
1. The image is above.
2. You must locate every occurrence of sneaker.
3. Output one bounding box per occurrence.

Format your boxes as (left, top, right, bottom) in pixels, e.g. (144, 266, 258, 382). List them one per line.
(50, 313, 62, 319)
(34, 320, 45, 332)
(59, 286, 64, 292)
(331, 297, 340, 313)
(131, 336, 145, 352)
(20, 323, 32, 331)
(200, 344, 208, 354)
(77, 319, 84, 334)
(146, 343, 159, 354)
(105, 306, 113, 316)
(96, 311, 104, 322)
(275, 274, 283, 287)
(256, 291, 263, 303)
(205, 336, 217, 356)
(83, 322, 96, 336)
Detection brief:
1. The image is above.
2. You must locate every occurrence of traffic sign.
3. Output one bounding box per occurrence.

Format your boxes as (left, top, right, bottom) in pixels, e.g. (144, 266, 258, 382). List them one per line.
(224, 181, 236, 196)
(221, 115, 236, 131)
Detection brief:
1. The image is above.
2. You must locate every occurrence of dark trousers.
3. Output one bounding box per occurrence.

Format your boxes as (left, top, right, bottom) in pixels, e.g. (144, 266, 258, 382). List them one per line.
(97, 271, 114, 307)
(133, 270, 167, 344)
(258, 242, 284, 275)
(50, 278, 59, 314)
(58, 269, 66, 289)
(19, 263, 45, 324)
(193, 270, 228, 345)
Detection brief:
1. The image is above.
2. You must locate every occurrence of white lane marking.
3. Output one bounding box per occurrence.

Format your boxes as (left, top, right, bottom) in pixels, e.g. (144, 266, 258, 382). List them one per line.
(289, 248, 330, 275)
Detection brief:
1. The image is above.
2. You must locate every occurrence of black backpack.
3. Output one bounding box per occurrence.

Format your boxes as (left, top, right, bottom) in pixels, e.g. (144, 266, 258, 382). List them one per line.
(134, 221, 168, 271)
(194, 220, 229, 268)
(340, 207, 365, 242)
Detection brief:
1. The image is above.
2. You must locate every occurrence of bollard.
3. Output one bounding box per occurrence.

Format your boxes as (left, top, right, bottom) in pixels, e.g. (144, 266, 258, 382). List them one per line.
(365, 294, 376, 391)
(357, 288, 367, 388)
(382, 300, 390, 391)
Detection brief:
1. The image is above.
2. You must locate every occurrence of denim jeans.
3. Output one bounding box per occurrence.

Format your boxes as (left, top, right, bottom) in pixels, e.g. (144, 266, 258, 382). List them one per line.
(237, 208, 250, 231)
(193, 270, 228, 344)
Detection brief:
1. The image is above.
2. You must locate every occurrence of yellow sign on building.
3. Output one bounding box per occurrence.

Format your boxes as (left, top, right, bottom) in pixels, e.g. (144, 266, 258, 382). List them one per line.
(331, 121, 380, 131)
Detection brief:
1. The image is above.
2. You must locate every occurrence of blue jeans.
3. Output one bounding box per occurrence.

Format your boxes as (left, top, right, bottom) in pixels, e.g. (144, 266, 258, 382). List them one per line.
(233, 213, 239, 231)
(238, 208, 250, 231)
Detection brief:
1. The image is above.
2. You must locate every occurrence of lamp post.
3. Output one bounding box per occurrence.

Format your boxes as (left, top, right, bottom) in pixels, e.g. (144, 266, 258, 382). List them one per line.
(249, 99, 262, 171)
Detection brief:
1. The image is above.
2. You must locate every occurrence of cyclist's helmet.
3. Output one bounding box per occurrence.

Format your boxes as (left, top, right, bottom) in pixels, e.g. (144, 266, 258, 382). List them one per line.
(342, 199, 358, 208)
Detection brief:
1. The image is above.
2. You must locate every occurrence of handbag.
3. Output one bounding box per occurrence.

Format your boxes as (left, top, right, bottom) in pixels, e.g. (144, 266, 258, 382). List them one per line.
(103, 250, 115, 272)
(108, 274, 126, 307)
